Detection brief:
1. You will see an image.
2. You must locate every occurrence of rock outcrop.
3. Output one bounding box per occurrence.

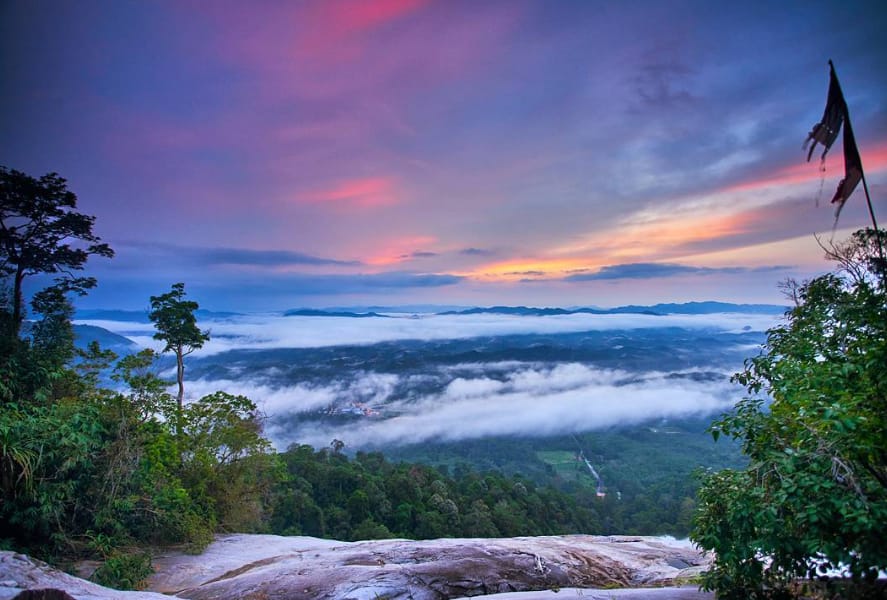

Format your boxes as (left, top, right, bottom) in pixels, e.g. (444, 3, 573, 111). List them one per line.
(0, 552, 168, 600)
(2, 534, 712, 600)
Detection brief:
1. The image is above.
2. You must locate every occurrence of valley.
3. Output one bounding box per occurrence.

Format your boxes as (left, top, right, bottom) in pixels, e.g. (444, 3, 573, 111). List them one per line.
(74, 303, 774, 537)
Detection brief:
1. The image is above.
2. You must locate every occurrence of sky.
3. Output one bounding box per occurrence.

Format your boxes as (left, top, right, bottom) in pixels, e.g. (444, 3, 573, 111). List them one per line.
(2, 0, 887, 311)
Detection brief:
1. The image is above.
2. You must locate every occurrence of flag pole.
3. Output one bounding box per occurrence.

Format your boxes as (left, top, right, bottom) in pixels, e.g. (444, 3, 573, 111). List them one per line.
(858, 167, 886, 265)
(829, 61, 885, 265)
(848, 102, 885, 265)
(840, 84, 881, 236)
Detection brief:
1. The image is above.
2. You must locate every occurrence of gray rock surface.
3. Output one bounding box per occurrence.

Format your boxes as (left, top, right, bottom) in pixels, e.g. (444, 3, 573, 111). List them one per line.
(0, 553, 168, 600)
(2, 534, 713, 600)
(150, 534, 709, 599)
(455, 588, 712, 599)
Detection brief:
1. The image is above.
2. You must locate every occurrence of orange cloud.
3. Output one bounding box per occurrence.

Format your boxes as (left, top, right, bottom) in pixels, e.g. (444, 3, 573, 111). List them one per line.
(464, 208, 787, 283)
(548, 140, 887, 267)
(302, 177, 399, 209)
(727, 140, 887, 194)
(462, 257, 594, 282)
(622, 212, 752, 254)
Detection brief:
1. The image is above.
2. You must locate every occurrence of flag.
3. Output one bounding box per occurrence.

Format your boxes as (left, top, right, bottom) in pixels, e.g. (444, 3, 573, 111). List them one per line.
(804, 61, 845, 162)
(831, 110, 863, 220)
(805, 61, 864, 223)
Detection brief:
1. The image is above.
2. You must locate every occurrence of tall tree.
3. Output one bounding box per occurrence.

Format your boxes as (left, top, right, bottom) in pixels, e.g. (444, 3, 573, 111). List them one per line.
(148, 283, 209, 430)
(0, 167, 113, 339)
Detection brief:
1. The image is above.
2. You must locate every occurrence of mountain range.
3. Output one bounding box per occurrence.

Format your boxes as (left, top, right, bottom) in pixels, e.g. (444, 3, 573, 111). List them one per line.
(76, 301, 787, 323)
(286, 301, 788, 318)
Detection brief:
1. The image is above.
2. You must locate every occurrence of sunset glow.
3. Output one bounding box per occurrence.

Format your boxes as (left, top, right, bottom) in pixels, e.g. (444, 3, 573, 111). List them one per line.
(2, 0, 885, 310)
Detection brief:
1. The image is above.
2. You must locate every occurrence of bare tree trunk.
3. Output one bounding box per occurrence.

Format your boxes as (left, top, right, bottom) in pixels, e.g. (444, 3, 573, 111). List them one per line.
(11, 267, 25, 339)
(176, 348, 185, 437)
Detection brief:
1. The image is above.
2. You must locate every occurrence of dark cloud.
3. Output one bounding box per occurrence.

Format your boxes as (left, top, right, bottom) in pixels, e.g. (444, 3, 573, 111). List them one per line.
(191, 271, 465, 298)
(199, 246, 361, 267)
(567, 263, 792, 282)
(460, 247, 496, 257)
(75, 267, 465, 310)
(401, 251, 438, 259)
(114, 241, 360, 268)
(631, 61, 698, 111)
(185, 272, 465, 307)
(297, 272, 462, 292)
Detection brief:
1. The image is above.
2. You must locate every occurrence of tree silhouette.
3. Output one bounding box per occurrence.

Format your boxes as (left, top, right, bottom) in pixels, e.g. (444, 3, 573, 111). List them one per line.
(0, 167, 113, 339)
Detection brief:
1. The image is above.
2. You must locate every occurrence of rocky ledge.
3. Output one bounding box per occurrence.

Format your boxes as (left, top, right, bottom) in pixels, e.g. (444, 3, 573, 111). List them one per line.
(1, 534, 712, 600)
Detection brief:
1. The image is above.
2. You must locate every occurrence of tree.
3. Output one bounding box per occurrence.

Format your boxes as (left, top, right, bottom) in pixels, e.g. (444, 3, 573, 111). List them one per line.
(0, 167, 113, 339)
(148, 283, 209, 429)
(692, 229, 887, 599)
(2, 279, 85, 404)
(177, 391, 276, 532)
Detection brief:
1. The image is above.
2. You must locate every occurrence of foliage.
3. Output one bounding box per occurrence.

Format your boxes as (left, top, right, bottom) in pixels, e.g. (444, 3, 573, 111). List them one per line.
(386, 420, 741, 538)
(692, 229, 887, 599)
(0, 213, 273, 583)
(178, 391, 279, 533)
(2, 289, 80, 405)
(90, 550, 154, 590)
(0, 166, 113, 339)
(270, 444, 601, 540)
(0, 344, 277, 563)
(148, 283, 209, 357)
(0, 169, 278, 586)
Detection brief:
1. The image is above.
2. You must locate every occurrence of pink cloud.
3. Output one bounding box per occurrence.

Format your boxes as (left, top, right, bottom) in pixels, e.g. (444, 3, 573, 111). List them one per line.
(301, 177, 400, 209)
(332, 0, 427, 33)
(194, 1, 522, 99)
(363, 234, 438, 266)
(294, 0, 428, 63)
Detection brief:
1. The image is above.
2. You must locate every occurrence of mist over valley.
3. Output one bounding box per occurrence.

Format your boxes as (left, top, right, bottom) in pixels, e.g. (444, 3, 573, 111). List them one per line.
(76, 304, 777, 458)
(67, 302, 782, 536)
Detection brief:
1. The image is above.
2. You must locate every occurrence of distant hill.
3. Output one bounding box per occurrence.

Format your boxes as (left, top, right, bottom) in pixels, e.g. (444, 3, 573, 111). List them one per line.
(440, 301, 786, 317)
(73, 324, 140, 355)
(283, 309, 389, 318)
(611, 301, 787, 315)
(324, 304, 469, 314)
(20, 322, 139, 355)
(77, 302, 786, 321)
(440, 305, 607, 316)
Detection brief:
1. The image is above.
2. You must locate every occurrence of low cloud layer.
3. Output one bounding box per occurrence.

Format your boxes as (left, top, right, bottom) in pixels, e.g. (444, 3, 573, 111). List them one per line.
(226, 363, 741, 449)
(80, 311, 780, 356)
(184, 372, 401, 419)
